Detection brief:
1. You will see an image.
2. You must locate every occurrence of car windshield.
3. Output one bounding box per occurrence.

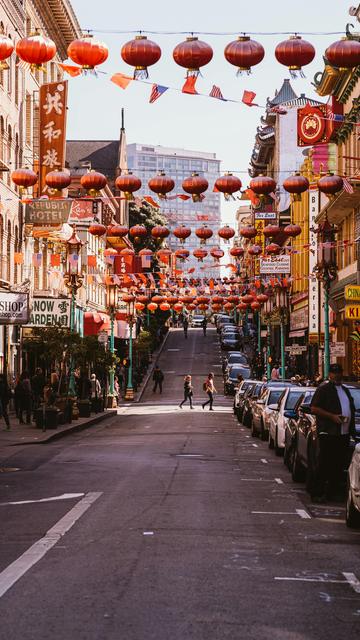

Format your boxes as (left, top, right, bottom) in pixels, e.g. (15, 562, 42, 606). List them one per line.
(268, 389, 284, 404)
(285, 390, 304, 410)
(228, 354, 247, 365)
(349, 388, 360, 411)
(229, 367, 251, 380)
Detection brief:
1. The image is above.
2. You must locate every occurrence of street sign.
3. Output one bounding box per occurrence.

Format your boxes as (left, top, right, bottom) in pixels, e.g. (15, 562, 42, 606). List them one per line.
(345, 285, 360, 302)
(345, 305, 360, 320)
(98, 330, 108, 344)
(259, 255, 290, 274)
(285, 344, 307, 352)
(330, 342, 346, 357)
(254, 211, 277, 220)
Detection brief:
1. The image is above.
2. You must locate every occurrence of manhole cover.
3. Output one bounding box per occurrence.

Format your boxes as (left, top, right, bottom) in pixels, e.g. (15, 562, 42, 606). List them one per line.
(0, 467, 20, 473)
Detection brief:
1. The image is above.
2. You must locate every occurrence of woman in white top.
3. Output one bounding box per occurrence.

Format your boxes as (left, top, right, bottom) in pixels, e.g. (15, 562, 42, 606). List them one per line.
(202, 372, 217, 411)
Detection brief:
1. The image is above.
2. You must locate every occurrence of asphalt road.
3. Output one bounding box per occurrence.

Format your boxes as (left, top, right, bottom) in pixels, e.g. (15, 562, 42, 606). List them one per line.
(1, 327, 360, 640)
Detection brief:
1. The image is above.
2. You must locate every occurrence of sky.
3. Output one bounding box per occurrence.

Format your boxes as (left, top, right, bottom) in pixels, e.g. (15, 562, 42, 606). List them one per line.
(66, 0, 356, 223)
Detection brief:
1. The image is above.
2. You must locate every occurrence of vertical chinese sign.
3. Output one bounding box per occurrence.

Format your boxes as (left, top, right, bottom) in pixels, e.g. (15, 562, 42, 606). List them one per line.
(39, 81, 68, 193)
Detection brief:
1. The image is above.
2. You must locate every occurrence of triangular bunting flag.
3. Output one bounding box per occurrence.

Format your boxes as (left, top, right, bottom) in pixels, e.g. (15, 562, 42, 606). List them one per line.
(111, 73, 133, 90)
(209, 85, 226, 101)
(242, 90, 258, 107)
(182, 76, 198, 95)
(149, 84, 168, 103)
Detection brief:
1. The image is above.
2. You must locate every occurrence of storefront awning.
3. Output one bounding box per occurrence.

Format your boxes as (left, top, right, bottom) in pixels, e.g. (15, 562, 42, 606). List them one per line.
(84, 311, 110, 336)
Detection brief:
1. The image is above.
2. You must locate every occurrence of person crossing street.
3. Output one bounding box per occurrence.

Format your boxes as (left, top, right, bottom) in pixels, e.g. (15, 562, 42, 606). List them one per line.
(183, 317, 189, 339)
(179, 375, 194, 409)
(202, 372, 217, 411)
(202, 317, 207, 337)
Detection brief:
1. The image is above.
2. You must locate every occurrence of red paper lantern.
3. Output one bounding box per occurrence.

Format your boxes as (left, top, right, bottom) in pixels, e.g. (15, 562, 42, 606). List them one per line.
(275, 35, 315, 76)
(104, 248, 118, 257)
(197, 296, 210, 304)
(251, 301, 261, 310)
(214, 173, 242, 198)
(173, 303, 184, 313)
(137, 295, 149, 304)
(135, 302, 145, 312)
(122, 293, 136, 303)
(283, 173, 309, 199)
(317, 173, 343, 196)
(152, 295, 164, 304)
(325, 37, 360, 70)
(0, 34, 14, 69)
(247, 244, 262, 256)
(249, 175, 276, 196)
(106, 225, 129, 238)
(284, 224, 302, 238)
(218, 225, 235, 242)
(257, 293, 269, 303)
(212, 296, 224, 304)
(121, 35, 161, 78)
(210, 248, 224, 261)
(237, 302, 248, 311)
(175, 249, 190, 261)
(11, 168, 37, 189)
(229, 247, 245, 258)
(160, 302, 171, 312)
(224, 36, 264, 74)
(173, 36, 213, 76)
(180, 295, 195, 304)
(89, 223, 106, 237)
(115, 173, 142, 199)
(16, 32, 56, 68)
(265, 243, 281, 255)
(147, 302, 158, 313)
(195, 226, 213, 244)
(241, 294, 254, 304)
(151, 225, 170, 239)
(67, 35, 108, 69)
(129, 224, 147, 240)
(227, 295, 239, 304)
(45, 170, 71, 193)
(148, 171, 174, 198)
(120, 247, 135, 256)
(80, 171, 107, 195)
(157, 249, 172, 262)
(193, 248, 208, 262)
(240, 226, 257, 239)
(182, 173, 208, 202)
(263, 224, 281, 238)
(173, 225, 191, 243)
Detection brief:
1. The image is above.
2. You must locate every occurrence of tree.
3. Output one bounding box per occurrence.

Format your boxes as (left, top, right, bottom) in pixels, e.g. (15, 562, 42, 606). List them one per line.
(129, 199, 168, 252)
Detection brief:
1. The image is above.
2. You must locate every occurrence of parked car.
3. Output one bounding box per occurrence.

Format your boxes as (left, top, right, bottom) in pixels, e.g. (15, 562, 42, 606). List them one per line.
(284, 389, 314, 470)
(242, 382, 265, 428)
(224, 364, 251, 395)
(191, 314, 205, 327)
(268, 386, 314, 455)
(223, 352, 248, 373)
(234, 379, 259, 420)
(221, 335, 241, 351)
(346, 443, 360, 528)
(251, 386, 286, 440)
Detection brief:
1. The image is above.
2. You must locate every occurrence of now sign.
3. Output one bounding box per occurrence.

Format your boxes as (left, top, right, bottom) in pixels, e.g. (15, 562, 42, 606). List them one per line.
(29, 297, 70, 328)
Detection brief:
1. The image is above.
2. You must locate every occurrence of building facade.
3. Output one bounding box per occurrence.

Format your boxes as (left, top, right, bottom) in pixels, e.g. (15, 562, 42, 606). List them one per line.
(127, 143, 222, 277)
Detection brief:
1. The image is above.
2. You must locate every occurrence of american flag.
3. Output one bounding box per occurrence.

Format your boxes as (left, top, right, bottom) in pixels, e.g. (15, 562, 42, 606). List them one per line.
(32, 253, 42, 268)
(326, 109, 344, 122)
(149, 84, 168, 104)
(342, 177, 354, 194)
(141, 254, 152, 268)
(209, 85, 226, 101)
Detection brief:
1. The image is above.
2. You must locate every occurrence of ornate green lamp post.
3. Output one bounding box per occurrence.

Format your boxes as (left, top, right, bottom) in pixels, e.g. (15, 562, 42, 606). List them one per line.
(315, 216, 337, 378)
(64, 227, 83, 399)
(124, 294, 136, 401)
(106, 282, 118, 408)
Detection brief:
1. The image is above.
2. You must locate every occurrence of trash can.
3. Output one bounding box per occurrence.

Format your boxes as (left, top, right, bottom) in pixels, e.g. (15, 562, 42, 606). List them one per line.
(78, 400, 91, 418)
(45, 407, 59, 429)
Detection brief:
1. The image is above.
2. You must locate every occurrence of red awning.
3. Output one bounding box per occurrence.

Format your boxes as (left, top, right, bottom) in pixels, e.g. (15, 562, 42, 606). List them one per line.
(83, 311, 110, 336)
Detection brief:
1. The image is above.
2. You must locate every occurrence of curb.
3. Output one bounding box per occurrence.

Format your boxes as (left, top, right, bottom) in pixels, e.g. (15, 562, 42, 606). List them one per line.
(136, 331, 170, 403)
(11, 410, 117, 446)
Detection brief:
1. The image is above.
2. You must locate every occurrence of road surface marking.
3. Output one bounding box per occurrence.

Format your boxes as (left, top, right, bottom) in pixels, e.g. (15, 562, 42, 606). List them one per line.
(252, 443, 258, 448)
(143, 531, 154, 536)
(275, 478, 284, 485)
(175, 454, 204, 458)
(0, 492, 102, 599)
(343, 573, 360, 594)
(167, 349, 180, 352)
(296, 509, 312, 519)
(0, 493, 85, 506)
(261, 459, 268, 464)
(252, 510, 311, 519)
(275, 577, 348, 584)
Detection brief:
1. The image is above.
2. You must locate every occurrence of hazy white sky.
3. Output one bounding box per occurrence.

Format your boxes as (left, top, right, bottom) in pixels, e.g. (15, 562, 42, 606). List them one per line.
(66, 0, 355, 221)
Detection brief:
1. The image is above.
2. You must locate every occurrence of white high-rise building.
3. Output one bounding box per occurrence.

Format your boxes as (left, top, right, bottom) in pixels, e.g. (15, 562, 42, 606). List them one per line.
(127, 143, 222, 277)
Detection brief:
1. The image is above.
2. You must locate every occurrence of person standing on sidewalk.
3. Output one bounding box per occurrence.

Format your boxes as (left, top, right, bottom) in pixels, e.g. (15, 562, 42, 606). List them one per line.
(16, 371, 32, 425)
(179, 375, 194, 409)
(202, 317, 207, 337)
(152, 365, 164, 394)
(90, 373, 102, 413)
(310, 363, 355, 502)
(202, 372, 217, 411)
(31, 368, 45, 412)
(0, 373, 11, 430)
(183, 317, 189, 339)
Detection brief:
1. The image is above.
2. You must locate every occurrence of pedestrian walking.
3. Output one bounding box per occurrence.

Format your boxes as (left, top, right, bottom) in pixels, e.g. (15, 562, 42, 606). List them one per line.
(90, 373, 102, 413)
(16, 371, 32, 424)
(0, 373, 11, 430)
(31, 368, 45, 411)
(271, 363, 280, 380)
(310, 363, 355, 502)
(202, 372, 217, 411)
(202, 317, 207, 337)
(183, 317, 189, 339)
(179, 375, 194, 409)
(152, 365, 164, 393)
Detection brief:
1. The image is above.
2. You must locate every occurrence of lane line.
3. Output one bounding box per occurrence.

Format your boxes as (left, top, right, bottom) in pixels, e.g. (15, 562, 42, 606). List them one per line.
(296, 509, 312, 520)
(275, 577, 348, 584)
(0, 492, 102, 599)
(252, 510, 311, 519)
(252, 444, 258, 448)
(343, 572, 360, 594)
(261, 459, 268, 464)
(275, 478, 284, 485)
(0, 493, 85, 506)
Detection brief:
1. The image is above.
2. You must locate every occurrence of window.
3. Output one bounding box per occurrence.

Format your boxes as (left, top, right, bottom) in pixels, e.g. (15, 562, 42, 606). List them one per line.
(14, 58, 19, 105)
(25, 92, 32, 146)
(6, 220, 11, 282)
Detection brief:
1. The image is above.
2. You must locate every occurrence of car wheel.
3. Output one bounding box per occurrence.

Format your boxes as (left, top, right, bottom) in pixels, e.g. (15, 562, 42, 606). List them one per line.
(275, 428, 283, 457)
(251, 420, 258, 438)
(291, 447, 305, 482)
(346, 481, 360, 528)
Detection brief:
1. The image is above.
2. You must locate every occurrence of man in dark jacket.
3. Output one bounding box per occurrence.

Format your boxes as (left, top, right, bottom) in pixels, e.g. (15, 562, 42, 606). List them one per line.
(0, 374, 11, 430)
(310, 363, 355, 501)
(152, 365, 164, 394)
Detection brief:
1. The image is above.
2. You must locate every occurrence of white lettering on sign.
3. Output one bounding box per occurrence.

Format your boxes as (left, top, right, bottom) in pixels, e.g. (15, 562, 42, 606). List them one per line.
(309, 189, 319, 336)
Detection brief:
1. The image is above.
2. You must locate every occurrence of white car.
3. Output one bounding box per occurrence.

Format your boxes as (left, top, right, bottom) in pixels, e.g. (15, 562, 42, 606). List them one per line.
(346, 443, 360, 528)
(268, 386, 312, 456)
(191, 314, 205, 327)
(252, 386, 286, 441)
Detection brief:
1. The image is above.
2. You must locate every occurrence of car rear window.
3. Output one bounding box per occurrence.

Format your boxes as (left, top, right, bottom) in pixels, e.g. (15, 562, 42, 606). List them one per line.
(285, 391, 304, 410)
(268, 390, 284, 404)
(349, 388, 360, 411)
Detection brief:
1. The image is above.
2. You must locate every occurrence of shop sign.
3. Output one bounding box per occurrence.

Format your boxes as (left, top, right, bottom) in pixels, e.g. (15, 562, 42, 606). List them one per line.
(39, 81, 68, 193)
(309, 190, 319, 336)
(297, 103, 328, 147)
(29, 297, 70, 328)
(285, 344, 307, 352)
(345, 285, 360, 301)
(345, 305, 360, 320)
(254, 211, 277, 220)
(330, 342, 346, 357)
(0, 292, 29, 325)
(259, 255, 290, 274)
(290, 306, 308, 331)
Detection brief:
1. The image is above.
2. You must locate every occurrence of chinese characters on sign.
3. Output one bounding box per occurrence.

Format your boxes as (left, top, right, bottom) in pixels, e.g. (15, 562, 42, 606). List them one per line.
(39, 81, 68, 192)
(29, 298, 70, 328)
(309, 189, 319, 339)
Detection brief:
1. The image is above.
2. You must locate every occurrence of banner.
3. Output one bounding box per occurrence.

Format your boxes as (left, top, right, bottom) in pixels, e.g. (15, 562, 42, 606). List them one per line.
(0, 293, 29, 325)
(29, 297, 70, 328)
(39, 81, 68, 192)
(297, 102, 328, 147)
(25, 198, 99, 226)
(309, 189, 320, 338)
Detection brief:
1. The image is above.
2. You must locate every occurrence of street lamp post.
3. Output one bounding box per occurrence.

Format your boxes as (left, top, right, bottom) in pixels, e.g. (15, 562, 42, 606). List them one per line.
(264, 296, 272, 380)
(275, 285, 289, 381)
(124, 296, 136, 401)
(64, 227, 83, 399)
(315, 216, 337, 378)
(106, 283, 118, 408)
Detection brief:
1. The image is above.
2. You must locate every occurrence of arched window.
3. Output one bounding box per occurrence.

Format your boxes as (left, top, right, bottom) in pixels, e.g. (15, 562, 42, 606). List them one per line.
(0, 116, 4, 165)
(7, 124, 12, 165)
(0, 214, 3, 279)
(15, 132, 19, 168)
(6, 220, 11, 282)
(14, 57, 19, 106)
(14, 225, 18, 284)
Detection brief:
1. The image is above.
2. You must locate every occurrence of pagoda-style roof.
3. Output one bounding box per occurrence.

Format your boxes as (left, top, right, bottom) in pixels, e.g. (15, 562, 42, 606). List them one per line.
(269, 79, 298, 106)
